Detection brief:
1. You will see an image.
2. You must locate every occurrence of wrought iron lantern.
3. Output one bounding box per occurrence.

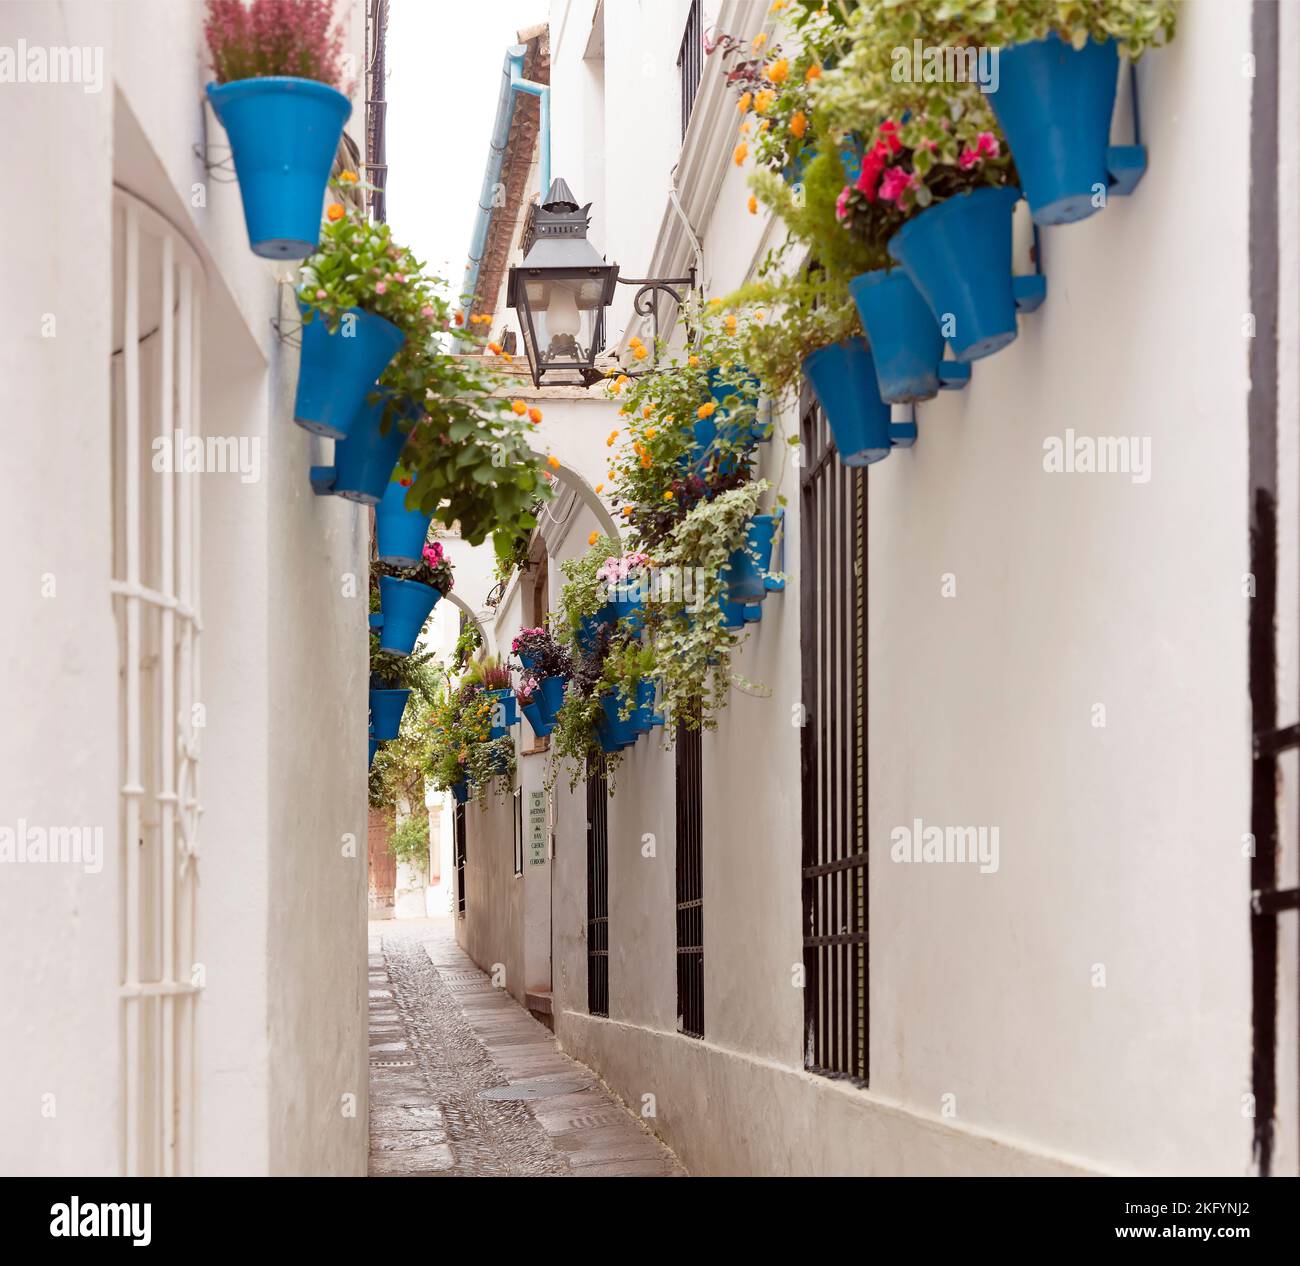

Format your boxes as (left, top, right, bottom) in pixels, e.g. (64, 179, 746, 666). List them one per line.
(507, 178, 620, 388)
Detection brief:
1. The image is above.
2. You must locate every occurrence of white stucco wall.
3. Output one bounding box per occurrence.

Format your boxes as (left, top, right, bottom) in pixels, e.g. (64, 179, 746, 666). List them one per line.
(441, 0, 1266, 1177)
(0, 0, 369, 1176)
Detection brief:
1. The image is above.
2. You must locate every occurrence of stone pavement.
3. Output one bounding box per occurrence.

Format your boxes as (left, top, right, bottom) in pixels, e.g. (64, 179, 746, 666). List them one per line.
(368, 918, 686, 1177)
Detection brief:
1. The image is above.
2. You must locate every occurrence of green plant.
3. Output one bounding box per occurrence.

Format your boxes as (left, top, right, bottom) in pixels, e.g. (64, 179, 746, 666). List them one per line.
(600, 640, 657, 721)
(558, 536, 622, 637)
(648, 481, 774, 735)
(389, 813, 430, 871)
(452, 622, 482, 671)
(547, 688, 613, 792)
(374, 536, 454, 595)
(464, 735, 516, 802)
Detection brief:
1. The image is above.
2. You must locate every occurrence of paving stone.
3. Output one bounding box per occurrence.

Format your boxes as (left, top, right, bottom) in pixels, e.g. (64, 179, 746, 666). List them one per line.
(367, 918, 685, 1178)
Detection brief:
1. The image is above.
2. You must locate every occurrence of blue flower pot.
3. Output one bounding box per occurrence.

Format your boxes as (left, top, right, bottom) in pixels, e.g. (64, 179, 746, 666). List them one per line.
(295, 307, 406, 439)
(378, 576, 440, 656)
(724, 515, 777, 605)
(801, 338, 892, 466)
(451, 779, 469, 805)
(486, 688, 516, 739)
(718, 592, 748, 629)
(576, 610, 612, 655)
(708, 367, 764, 450)
(990, 33, 1120, 227)
(887, 186, 1021, 362)
(205, 76, 351, 259)
(517, 651, 538, 670)
(634, 680, 657, 734)
(849, 269, 945, 403)
(604, 593, 645, 635)
(311, 392, 414, 504)
(596, 692, 639, 752)
(375, 479, 434, 567)
(369, 688, 410, 741)
(522, 700, 554, 740)
(538, 676, 566, 723)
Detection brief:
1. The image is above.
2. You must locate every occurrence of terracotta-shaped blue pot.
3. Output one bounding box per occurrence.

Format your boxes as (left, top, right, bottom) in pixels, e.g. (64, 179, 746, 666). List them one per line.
(849, 268, 945, 403)
(378, 576, 440, 656)
(538, 676, 566, 723)
(801, 338, 892, 467)
(295, 307, 405, 439)
(522, 700, 554, 740)
(376, 478, 435, 567)
(369, 688, 410, 741)
(596, 691, 639, 752)
(887, 186, 1021, 362)
(310, 391, 415, 504)
(724, 515, 777, 605)
(205, 76, 350, 259)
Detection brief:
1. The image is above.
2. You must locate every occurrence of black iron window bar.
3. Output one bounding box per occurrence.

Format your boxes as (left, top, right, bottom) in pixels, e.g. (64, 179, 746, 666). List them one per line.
(676, 715, 705, 1039)
(677, 0, 704, 142)
(587, 756, 610, 1017)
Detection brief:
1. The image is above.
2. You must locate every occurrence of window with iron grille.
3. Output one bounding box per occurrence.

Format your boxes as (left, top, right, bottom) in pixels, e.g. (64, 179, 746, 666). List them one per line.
(455, 801, 467, 916)
(586, 757, 610, 1016)
(800, 393, 869, 1085)
(677, 0, 703, 142)
(675, 717, 704, 1038)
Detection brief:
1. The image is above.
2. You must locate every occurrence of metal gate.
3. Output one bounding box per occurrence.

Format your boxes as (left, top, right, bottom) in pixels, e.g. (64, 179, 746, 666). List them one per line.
(111, 188, 205, 1175)
(799, 395, 869, 1084)
(676, 719, 704, 1038)
(586, 758, 610, 1017)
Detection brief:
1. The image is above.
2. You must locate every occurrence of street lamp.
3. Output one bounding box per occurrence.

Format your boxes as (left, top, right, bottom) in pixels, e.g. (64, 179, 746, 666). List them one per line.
(507, 177, 696, 389)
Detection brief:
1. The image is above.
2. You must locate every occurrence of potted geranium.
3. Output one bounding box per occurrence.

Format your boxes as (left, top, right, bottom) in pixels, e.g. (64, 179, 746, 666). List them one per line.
(373, 540, 453, 657)
(203, 0, 351, 259)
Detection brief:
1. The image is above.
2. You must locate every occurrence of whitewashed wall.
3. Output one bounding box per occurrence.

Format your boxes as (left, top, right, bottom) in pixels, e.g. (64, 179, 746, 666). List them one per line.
(0, 0, 369, 1176)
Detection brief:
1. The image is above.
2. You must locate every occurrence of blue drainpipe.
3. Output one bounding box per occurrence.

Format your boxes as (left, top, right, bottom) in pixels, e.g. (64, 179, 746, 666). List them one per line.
(460, 44, 551, 316)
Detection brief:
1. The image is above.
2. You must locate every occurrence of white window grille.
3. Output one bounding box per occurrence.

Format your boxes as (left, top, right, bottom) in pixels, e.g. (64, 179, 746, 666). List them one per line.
(110, 188, 204, 1177)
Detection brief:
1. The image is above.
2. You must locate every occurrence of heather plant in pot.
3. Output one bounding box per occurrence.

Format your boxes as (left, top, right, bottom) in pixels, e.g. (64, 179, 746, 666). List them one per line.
(203, 0, 351, 259)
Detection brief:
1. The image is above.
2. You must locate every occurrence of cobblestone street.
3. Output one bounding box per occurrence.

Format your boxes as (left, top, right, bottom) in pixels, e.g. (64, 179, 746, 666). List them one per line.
(368, 919, 686, 1177)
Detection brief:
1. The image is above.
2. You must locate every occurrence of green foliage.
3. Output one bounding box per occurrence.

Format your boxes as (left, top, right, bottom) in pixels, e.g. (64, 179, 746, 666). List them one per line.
(389, 813, 429, 870)
(452, 622, 482, 672)
(464, 735, 516, 802)
(546, 689, 608, 792)
(558, 536, 621, 637)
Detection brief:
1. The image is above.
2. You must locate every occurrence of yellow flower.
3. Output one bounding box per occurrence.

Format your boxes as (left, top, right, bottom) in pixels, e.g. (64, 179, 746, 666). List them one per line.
(595, 484, 604, 494)
(789, 110, 808, 139)
(771, 0, 788, 11)
(756, 310, 766, 322)
(737, 90, 753, 114)
(754, 89, 776, 113)
(663, 490, 675, 501)
(753, 32, 768, 50)
(725, 314, 737, 333)
(645, 427, 657, 438)
(688, 355, 700, 366)
(759, 119, 771, 133)
(512, 399, 527, 415)
(707, 298, 723, 309)
(588, 531, 599, 545)
(748, 194, 758, 215)
(766, 59, 789, 85)
(805, 63, 823, 82)
(616, 375, 630, 389)
(629, 335, 643, 348)
(608, 470, 616, 480)
(697, 402, 717, 419)
(733, 142, 748, 167)
(326, 203, 345, 221)
(547, 455, 560, 469)
(633, 345, 648, 360)
(606, 431, 618, 446)
(739, 121, 751, 136)
(339, 170, 358, 183)
(622, 505, 634, 516)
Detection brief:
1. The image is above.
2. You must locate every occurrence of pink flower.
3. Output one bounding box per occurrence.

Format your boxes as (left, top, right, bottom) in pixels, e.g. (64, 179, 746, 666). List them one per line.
(394, 273, 406, 284)
(878, 166, 914, 202)
(375, 281, 387, 294)
(836, 186, 852, 220)
(856, 151, 885, 202)
(421, 305, 435, 318)
(959, 132, 1000, 169)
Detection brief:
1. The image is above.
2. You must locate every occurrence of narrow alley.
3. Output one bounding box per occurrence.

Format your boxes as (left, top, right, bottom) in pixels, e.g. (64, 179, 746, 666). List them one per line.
(368, 921, 685, 1177)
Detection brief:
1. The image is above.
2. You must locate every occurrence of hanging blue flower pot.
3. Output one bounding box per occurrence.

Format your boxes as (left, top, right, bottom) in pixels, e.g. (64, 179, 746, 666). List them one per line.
(724, 515, 777, 605)
(576, 610, 612, 655)
(294, 306, 406, 439)
(887, 186, 1021, 362)
(633, 680, 657, 734)
(538, 676, 566, 723)
(718, 591, 748, 629)
(369, 688, 410, 741)
(205, 76, 351, 259)
(517, 651, 538, 671)
(849, 268, 945, 403)
(990, 34, 1120, 227)
(522, 700, 554, 740)
(451, 779, 470, 805)
(708, 367, 764, 450)
(310, 392, 414, 504)
(801, 338, 891, 466)
(596, 692, 639, 752)
(485, 688, 516, 740)
(375, 479, 434, 567)
(378, 576, 440, 656)
(604, 592, 645, 635)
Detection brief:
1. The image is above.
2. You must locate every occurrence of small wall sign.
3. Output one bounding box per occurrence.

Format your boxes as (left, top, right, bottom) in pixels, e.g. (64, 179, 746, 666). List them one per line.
(528, 791, 547, 866)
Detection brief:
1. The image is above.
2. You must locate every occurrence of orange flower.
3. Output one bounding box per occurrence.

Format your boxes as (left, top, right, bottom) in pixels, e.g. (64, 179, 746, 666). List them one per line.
(528, 407, 543, 423)
(606, 431, 618, 446)
(739, 121, 751, 137)
(688, 355, 700, 367)
(645, 427, 657, 438)
(725, 314, 738, 333)
(326, 204, 345, 221)
(622, 505, 634, 517)
(754, 88, 776, 113)
(759, 119, 771, 133)
(588, 531, 599, 545)
(733, 142, 749, 167)
(608, 470, 616, 480)
(756, 310, 766, 322)
(633, 345, 648, 360)
(753, 32, 768, 50)
(766, 58, 789, 85)
(697, 402, 717, 419)
(339, 170, 358, 183)
(642, 405, 653, 418)
(663, 490, 675, 501)
(454, 311, 465, 326)
(595, 484, 604, 494)
(512, 399, 528, 415)
(487, 341, 503, 355)
(737, 90, 753, 114)
(805, 63, 822, 82)
(748, 194, 758, 215)
(789, 110, 808, 139)
(547, 455, 560, 469)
